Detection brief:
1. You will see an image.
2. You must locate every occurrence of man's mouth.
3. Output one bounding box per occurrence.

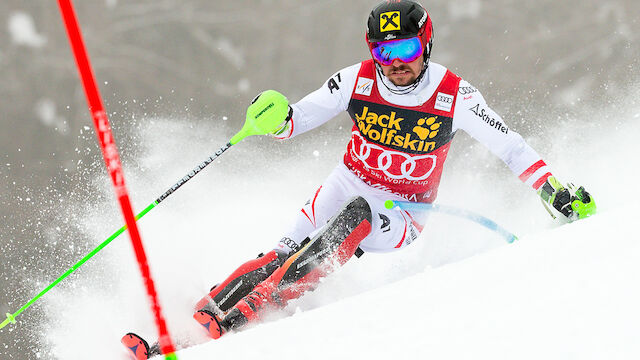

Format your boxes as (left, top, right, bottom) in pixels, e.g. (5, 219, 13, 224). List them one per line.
(390, 69, 410, 76)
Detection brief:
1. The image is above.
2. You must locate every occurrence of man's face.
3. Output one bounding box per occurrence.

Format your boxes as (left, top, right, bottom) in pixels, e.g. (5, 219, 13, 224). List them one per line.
(379, 55, 424, 87)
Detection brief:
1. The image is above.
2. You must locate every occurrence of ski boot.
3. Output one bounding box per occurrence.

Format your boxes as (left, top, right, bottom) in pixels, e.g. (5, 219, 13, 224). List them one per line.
(193, 248, 291, 337)
(200, 196, 372, 339)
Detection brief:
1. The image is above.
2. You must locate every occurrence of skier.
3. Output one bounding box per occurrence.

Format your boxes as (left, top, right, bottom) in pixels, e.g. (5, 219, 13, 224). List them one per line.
(123, 0, 596, 357)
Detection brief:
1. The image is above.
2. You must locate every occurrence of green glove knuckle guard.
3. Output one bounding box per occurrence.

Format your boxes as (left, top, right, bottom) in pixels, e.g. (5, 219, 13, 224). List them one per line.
(571, 186, 597, 219)
(230, 90, 291, 145)
(538, 176, 596, 221)
(247, 90, 289, 132)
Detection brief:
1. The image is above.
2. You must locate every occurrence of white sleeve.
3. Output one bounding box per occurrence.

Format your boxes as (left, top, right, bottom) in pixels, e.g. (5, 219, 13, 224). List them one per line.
(274, 63, 361, 139)
(453, 79, 553, 190)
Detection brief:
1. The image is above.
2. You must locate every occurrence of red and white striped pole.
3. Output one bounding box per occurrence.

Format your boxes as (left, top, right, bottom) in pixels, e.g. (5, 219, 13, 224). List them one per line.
(57, 1, 177, 357)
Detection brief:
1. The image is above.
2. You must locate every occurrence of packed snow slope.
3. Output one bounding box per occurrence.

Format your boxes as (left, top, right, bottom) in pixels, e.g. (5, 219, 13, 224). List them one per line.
(37, 90, 638, 360)
(177, 206, 639, 360)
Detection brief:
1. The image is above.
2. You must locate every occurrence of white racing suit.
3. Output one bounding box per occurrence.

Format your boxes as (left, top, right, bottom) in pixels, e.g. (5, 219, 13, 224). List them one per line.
(194, 59, 556, 337)
(274, 59, 553, 254)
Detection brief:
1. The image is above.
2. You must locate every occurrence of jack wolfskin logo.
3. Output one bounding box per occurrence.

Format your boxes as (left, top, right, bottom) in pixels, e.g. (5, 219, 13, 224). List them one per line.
(380, 11, 400, 32)
(412, 117, 441, 141)
(355, 106, 404, 130)
(354, 106, 442, 153)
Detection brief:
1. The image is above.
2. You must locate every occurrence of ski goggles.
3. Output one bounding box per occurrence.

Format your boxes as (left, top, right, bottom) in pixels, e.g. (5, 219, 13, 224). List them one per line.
(369, 36, 423, 66)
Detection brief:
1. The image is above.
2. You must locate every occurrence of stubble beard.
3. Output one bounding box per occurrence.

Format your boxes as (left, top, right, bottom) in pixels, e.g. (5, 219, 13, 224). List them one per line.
(385, 63, 421, 86)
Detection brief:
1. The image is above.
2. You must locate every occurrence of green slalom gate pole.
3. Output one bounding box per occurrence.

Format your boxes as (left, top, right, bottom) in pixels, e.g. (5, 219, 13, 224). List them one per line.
(1, 97, 286, 330)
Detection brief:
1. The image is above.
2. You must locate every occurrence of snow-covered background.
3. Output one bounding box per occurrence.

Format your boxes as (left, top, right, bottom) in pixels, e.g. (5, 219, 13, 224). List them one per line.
(1, 1, 639, 359)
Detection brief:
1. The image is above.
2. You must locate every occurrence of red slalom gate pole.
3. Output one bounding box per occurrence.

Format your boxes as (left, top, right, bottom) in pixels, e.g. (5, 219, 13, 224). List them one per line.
(57, 1, 177, 358)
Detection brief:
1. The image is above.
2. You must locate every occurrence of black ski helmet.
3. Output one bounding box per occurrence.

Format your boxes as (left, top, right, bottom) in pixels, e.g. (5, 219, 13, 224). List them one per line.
(366, 0, 433, 68)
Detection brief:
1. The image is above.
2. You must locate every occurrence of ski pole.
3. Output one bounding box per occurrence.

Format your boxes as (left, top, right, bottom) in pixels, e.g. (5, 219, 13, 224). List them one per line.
(0, 93, 284, 331)
(385, 200, 518, 243)
(0, 146, 229, 332)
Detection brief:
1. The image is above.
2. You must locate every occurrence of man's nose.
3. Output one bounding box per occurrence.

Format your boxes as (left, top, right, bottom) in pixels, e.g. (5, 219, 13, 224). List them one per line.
(391, 58, 403, 67)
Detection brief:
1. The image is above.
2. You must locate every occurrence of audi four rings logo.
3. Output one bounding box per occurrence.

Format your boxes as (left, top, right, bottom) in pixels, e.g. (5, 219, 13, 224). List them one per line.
(437, 95, 453, 104)
(350, 131, 437, 181)
(458, 86, 478, 95)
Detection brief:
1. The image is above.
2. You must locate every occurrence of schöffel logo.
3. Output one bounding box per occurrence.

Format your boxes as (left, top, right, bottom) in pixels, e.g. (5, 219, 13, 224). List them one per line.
(354, 106, 443, 153)
(469, 104, 509, 134)
(380, 11, 400, 32)
(379, 213, 391, 233)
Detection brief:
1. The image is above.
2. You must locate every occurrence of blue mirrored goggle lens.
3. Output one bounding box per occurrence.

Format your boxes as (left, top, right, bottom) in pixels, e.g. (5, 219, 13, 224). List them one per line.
(371, 37, 423, 66)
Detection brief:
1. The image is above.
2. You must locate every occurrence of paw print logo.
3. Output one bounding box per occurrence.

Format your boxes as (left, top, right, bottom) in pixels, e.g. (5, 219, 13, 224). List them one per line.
(412, 117, 441, 140)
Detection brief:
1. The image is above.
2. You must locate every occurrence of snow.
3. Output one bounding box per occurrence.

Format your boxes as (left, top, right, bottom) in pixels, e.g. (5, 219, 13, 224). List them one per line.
(35, 98, 69, 134)
(7, 11, 46, 48)
(179, 207, 639, 360)
(34, 106, 639, 360)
